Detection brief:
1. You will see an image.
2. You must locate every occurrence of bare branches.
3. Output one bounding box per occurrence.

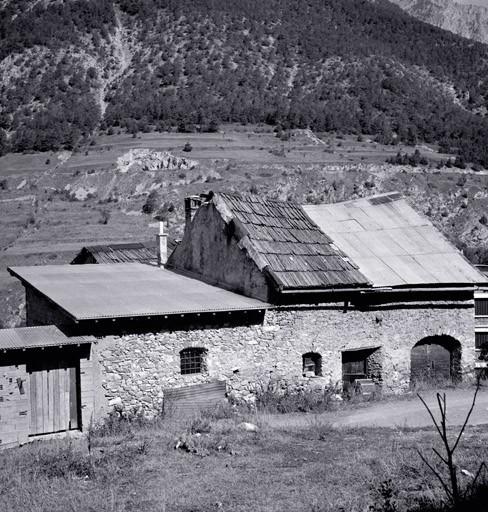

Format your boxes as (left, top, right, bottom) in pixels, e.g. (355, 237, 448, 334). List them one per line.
(417, 382, 485, 507)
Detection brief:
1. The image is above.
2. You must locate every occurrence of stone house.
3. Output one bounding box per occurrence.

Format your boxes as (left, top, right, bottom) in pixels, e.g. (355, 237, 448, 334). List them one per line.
(4, 191, 487, 446)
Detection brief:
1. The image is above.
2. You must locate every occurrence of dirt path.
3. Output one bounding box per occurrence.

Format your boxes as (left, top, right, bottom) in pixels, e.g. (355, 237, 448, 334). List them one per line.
(263, 388, 488, 429)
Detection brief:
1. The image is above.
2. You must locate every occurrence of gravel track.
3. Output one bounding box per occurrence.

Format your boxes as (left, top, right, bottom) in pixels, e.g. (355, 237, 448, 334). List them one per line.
(264, 388, 488, 429)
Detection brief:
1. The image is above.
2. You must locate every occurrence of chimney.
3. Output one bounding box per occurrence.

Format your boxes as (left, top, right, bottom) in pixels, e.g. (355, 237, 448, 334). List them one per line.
(156, 221, 168, 267)
(184, 195, 204, 232)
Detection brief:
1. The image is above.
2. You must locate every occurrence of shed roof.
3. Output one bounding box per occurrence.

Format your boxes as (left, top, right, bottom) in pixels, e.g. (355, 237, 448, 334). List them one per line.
(8, 263, 268, 321)
(71, 240, 176, 265)
(212, 193, 370, 291)
(303, 192, 487, 288)
(0, 325, 91, 351)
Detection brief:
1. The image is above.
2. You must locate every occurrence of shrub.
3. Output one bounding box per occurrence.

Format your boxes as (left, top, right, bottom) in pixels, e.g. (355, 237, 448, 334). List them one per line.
(98, 208, 110, 224)
(255, 387, 340, 414)
(142, 189, 161, 214)
(456, 174, 467, 187)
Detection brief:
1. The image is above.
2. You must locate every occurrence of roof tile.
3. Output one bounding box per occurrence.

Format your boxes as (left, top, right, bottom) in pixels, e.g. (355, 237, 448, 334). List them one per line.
(215, 193, 370, 290)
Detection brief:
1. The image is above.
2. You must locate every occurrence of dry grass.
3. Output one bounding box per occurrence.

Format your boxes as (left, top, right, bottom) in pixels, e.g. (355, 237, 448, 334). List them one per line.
(0, 399, 487, 512)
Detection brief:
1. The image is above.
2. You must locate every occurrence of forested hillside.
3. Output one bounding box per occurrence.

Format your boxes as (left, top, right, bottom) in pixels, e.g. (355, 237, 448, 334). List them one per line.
(1, 0, 488, 165)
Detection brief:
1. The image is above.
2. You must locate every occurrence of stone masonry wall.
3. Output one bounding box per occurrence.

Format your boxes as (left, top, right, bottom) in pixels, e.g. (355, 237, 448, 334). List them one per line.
(95, 301, 475, 416)
(167, 201, 269, 302)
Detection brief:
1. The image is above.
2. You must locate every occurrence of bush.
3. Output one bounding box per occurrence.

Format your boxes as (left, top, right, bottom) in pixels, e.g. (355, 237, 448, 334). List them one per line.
(142, 189, 161, 214)
(255, 387, 340, 414)
(98, 208, 110, 224)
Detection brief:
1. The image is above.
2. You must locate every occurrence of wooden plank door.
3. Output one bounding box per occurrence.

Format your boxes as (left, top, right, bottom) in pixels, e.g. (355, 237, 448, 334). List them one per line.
(411, 343, 451, 382)
(342, 351, 367, 384)
(28, 359, 79, 436)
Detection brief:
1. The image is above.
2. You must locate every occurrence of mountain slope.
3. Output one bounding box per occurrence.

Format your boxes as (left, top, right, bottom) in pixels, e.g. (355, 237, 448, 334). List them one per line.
(389, 0, 488, 45)
(1, 0, 488, 165)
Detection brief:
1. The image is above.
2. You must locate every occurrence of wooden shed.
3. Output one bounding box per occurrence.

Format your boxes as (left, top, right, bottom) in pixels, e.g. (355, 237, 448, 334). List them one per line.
(0, 326, 93, 448)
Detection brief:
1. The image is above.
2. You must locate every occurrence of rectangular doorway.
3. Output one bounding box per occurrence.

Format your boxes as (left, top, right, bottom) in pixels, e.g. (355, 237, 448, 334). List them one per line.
(27, 358, 80, 436)
(342, 347, 381, 386)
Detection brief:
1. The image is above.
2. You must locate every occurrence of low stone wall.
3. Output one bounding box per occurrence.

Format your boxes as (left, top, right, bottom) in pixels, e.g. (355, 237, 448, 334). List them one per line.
(95, 300, 475, 416)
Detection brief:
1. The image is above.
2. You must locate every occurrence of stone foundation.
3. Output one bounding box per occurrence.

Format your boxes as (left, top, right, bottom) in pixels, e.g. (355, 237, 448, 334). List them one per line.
(94, 301, 475, 416)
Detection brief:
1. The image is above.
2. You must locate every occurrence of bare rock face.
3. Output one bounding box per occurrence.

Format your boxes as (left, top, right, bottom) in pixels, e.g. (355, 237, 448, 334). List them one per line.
(389, 0, 488, 45)
(117, 149, 197, 173)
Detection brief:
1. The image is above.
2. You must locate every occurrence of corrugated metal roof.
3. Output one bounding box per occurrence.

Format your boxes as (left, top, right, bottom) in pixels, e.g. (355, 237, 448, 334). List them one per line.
(8, 263, 268, 320)
(214, 193, 370, 290)
(304, 192, 488, 287)
(0, 325, 91, 351)
(71, 241, 176, 265)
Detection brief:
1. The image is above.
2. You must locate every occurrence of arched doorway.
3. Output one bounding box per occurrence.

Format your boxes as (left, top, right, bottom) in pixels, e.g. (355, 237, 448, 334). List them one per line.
(410, 336, 461, 384)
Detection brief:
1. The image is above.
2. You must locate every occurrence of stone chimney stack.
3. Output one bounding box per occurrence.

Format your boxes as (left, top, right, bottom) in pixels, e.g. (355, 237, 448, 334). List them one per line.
(156, 221, 168, 267)
(184, 195, 204, 232)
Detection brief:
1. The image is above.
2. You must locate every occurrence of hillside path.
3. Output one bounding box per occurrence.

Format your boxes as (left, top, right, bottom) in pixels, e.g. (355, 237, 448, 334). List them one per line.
(263, 388, 488, 429)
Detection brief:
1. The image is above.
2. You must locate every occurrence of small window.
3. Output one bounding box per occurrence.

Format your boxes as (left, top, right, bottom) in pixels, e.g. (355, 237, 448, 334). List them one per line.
(180, 347, 207, 375)
(475, 300, 488, 316)
(302, 352, 322, 376)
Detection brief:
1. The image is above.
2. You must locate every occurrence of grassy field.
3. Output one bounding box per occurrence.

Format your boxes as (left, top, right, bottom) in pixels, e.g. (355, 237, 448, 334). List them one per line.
(0, 394, 487, 512)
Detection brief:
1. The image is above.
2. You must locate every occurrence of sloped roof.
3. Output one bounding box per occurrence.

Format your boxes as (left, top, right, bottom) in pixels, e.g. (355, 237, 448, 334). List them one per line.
(0, 325, 91, 351)
(213, 193, 370, 290)
(71, 241, 176, 265)
(8, 263, 268, 320)
(303, 192, 487, 288)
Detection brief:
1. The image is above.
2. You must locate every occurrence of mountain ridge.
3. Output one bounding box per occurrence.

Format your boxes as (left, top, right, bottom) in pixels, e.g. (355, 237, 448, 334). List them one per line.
(389, 0, 488, 44)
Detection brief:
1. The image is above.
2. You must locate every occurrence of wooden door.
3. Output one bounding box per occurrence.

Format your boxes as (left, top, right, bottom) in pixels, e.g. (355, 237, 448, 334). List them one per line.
(411, 343, 451, 382)
(28, 359, 79, 436)
(342, 351, 367, 384)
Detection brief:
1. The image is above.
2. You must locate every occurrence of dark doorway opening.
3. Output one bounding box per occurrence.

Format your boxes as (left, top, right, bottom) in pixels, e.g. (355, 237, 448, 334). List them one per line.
(410, 335, 461, 385)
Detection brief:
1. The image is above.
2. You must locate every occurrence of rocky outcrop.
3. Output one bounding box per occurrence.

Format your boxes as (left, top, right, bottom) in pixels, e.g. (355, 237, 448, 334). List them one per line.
(117, 149, 197, 173)
(390, 0, 488, 45)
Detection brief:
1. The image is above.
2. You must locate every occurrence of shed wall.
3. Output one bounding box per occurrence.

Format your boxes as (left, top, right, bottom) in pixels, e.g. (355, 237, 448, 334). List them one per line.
(95, 301, 475, 414)
(0, 364, 29, 448)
